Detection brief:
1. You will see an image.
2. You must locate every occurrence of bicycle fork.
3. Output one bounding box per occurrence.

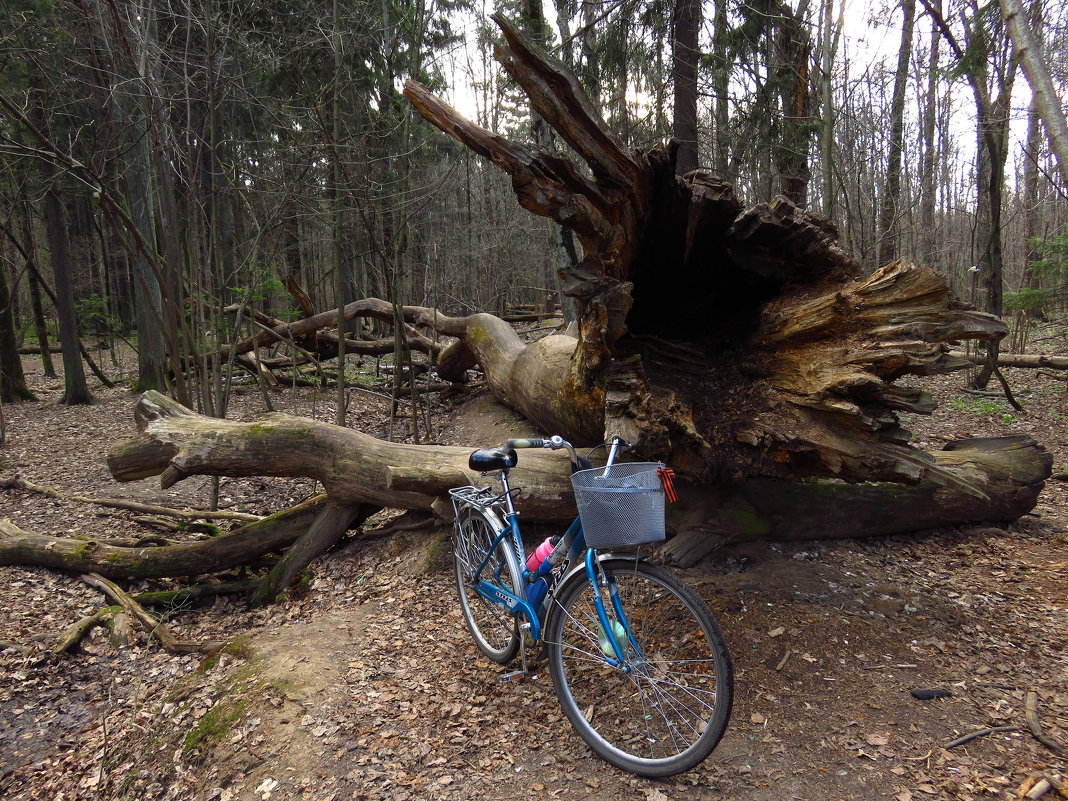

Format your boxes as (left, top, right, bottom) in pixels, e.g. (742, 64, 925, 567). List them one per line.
(584, 550, 642, 669)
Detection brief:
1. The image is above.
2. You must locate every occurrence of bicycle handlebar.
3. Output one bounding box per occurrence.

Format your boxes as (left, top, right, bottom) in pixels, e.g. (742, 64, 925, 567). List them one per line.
(506, 438, 546, 449)
(506, 435, 632, 451)
(506, 436, 635, 471)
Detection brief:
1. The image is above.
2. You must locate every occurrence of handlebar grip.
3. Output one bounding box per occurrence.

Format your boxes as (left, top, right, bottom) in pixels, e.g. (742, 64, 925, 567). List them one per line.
(506, 438, 545, 449)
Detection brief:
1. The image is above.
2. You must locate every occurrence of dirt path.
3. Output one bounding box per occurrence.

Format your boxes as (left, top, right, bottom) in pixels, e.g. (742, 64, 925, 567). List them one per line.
(1, 357, 1066, 801)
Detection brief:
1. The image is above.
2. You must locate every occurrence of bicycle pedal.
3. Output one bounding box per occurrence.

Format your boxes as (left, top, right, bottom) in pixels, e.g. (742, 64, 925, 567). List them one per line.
(499, 670, 538, 682)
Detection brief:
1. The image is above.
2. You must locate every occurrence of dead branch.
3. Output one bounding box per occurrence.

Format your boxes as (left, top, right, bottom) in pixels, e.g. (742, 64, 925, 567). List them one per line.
(250, 502, 376, 607)
(944, 725, 1022, 749)
(0, 496, 328, 579)
(1037, 370, 1068, 384)
(0, 474, 261, 523)
(132, 579, 263, 607)
(81, 572, 202, 654)
(1026, 690, 1067, 756)
(50, 608, 117, 657)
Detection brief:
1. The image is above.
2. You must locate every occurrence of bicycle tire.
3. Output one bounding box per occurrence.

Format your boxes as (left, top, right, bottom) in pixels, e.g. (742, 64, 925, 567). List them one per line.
(546, 558, 733, 777)
(452, 506, 522, 664)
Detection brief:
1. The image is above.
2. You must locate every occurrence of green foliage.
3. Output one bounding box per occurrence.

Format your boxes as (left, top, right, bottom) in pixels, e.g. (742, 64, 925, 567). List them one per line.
(1004, 288, 1051, 314)
(1008, 228, 1068, 316)
(949, 396, 1011, 418)
(945, 1, 1002, 83)
(74, 294, 120, 336)
(1027, 229, 1068, 282)
(227, 270, 306, 322)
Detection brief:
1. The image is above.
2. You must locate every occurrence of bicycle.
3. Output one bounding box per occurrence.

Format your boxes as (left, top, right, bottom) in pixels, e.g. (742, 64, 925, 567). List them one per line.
(448, 435, 733, 777)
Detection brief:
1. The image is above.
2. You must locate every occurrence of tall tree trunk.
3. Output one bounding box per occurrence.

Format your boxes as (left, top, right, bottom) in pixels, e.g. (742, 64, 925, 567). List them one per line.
(31, 86, 92, 405)
(329, 0, 348, 427)
(775, 1, 814, 207)
(95, 0, 168, 393)
(0, 256, 35, 402)
(18, 190, 57, 378)
(818, 0, 843, 220)
(918, 17, 941, 264)
(923, 0, 1016, 389)
(712, 0, 730, 176)
(1021, 95, 1043, 314)
(877, 0, 917, 266)
(671, 0, 701, 175)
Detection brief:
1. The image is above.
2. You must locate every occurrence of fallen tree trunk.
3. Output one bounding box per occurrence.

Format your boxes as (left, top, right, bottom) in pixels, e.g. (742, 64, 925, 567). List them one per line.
(0, 495, 328, 579)
(947, 351, 1068, 370)
(103, 393, 1045, 541)
(105, 392, 580, 519)
(0, 391, 1050, 579)
(662, 436, 1052, 565)
(93, 393, 1046, 563)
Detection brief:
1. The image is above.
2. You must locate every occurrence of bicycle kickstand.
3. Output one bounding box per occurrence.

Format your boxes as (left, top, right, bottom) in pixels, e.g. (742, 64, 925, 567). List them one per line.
(499, 623, 537, 682)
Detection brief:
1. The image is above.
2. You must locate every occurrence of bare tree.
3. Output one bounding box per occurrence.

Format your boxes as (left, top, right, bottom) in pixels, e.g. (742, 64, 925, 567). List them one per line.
(877, 0, 917, 265)
(997, 0, 1068, 186)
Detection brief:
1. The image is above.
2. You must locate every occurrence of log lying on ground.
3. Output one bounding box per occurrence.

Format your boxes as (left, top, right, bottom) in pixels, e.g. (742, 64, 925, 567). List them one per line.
(223, 304, 445, 365)
(0, 392, 1049, 579)
(0, 495, 328, 580)
(101, 393, 1046, 563)
(662, 436, 1052, 566)
(106, 391, 581, 520)
(947, 351, 1068, 370)
(215, 298, 602, 442)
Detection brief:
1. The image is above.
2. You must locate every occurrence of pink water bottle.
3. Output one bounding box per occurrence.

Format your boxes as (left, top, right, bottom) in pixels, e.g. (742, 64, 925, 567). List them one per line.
(526, 537, 558, 572)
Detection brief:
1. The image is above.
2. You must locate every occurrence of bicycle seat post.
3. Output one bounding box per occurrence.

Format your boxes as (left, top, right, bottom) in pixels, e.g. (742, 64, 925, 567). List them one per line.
(497, 470, 518, 518)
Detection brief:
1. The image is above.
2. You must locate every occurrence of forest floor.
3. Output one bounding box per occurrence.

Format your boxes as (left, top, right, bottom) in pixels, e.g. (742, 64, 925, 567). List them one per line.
(0, 340, 1066, 801)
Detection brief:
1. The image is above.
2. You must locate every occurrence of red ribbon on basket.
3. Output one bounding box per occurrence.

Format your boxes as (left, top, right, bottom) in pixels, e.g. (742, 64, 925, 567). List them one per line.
(657, 466, 678, 503)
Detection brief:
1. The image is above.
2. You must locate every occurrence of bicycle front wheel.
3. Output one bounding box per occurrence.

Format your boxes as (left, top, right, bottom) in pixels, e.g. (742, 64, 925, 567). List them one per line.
(452, 506, 522, 664)
(546, 558, 733, 777)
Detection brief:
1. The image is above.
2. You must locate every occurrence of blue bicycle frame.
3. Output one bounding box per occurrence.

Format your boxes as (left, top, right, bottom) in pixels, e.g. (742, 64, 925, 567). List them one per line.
(469, 483, 639, 667)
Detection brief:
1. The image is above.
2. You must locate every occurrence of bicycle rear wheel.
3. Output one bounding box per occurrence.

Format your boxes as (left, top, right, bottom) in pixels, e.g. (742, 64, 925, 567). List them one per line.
(452, 506, 522, 664)
(546, 558, 733, 777)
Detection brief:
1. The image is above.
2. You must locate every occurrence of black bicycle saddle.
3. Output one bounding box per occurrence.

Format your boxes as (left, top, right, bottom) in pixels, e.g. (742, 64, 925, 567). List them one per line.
(468, 446, 518, 472)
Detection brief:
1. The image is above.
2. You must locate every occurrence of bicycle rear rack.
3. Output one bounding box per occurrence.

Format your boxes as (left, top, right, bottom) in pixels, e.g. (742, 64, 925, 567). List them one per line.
(448, 485, 512, 515)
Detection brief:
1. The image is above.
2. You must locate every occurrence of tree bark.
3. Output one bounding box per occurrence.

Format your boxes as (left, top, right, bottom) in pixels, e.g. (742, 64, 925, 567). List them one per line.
(947, 351, 1068, 370)
(773, 1, 814, 207)
(250, 501, 373, 607)
(918, 18, 941, 265)
(86, 391, 1050, 568)
(662, 435, 1052, 566)
(106, 391, 581, 520)
(0, 256, 35, 402)
(16, 181, 57, 379)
